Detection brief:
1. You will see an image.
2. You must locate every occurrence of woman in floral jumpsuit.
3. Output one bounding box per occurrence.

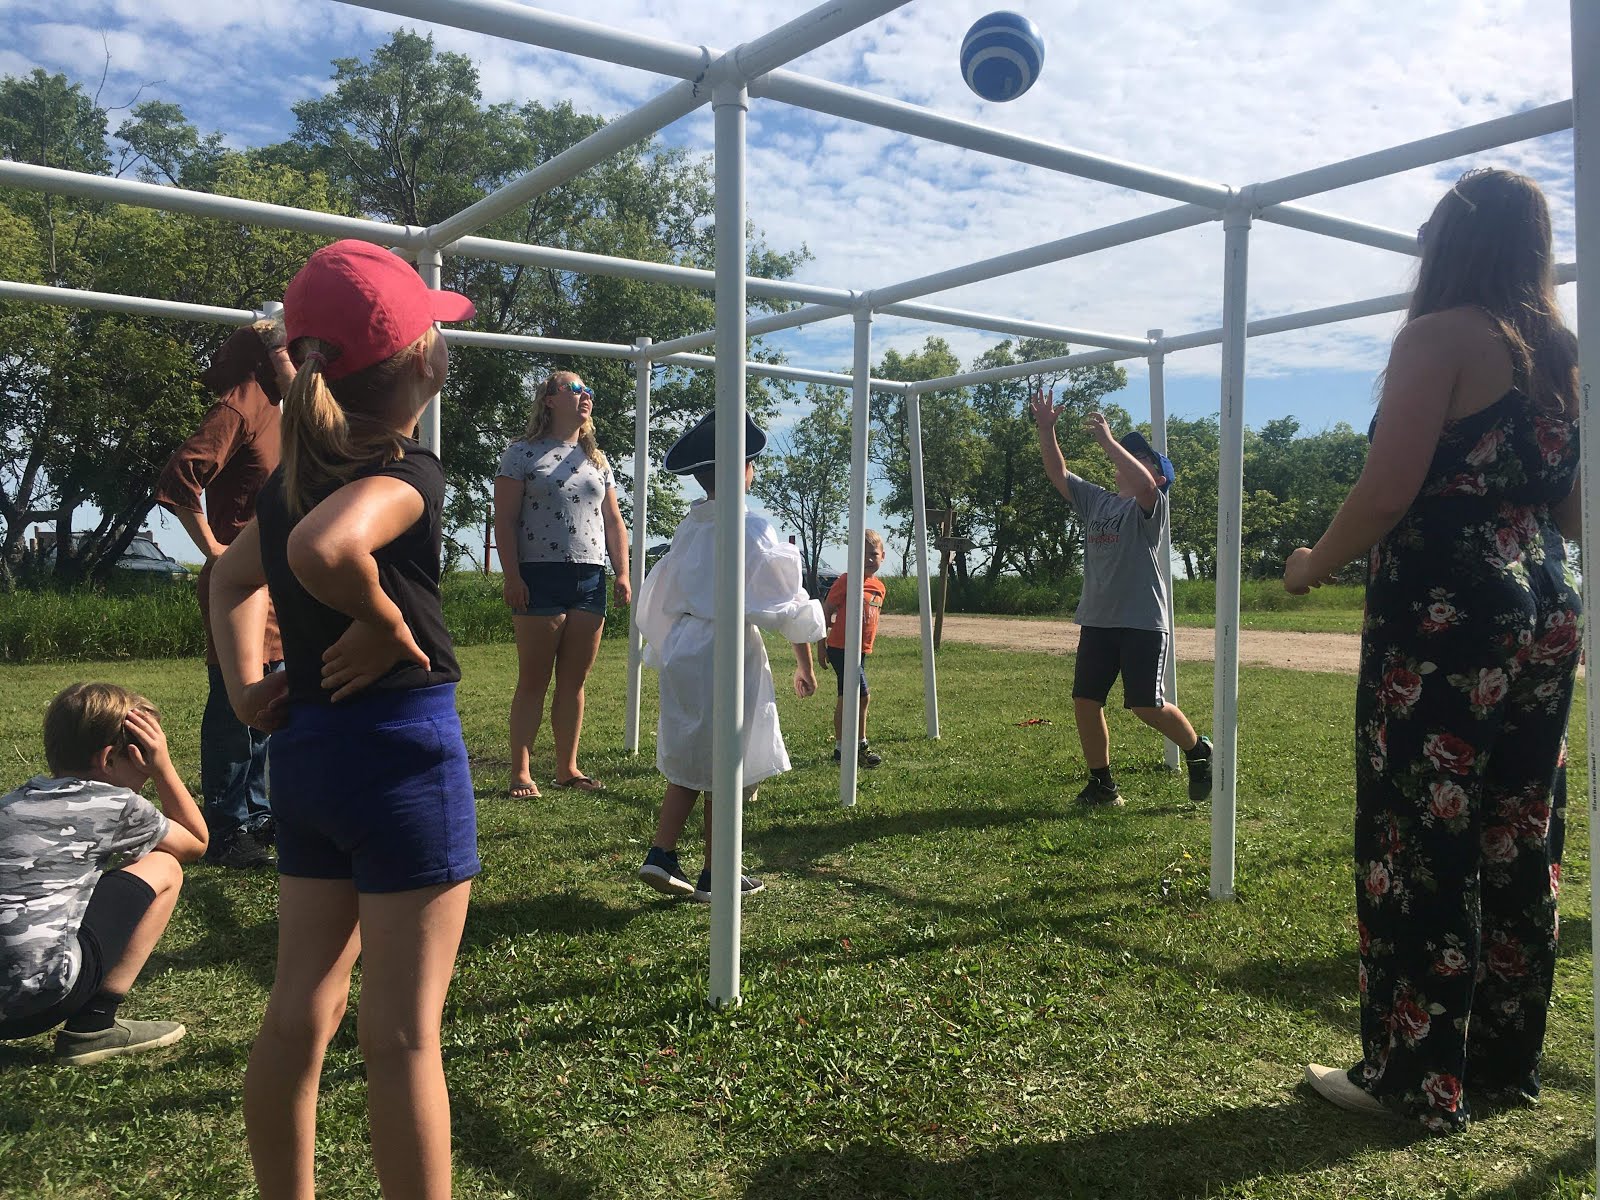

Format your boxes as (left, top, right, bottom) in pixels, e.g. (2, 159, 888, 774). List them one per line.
(1285, 168, 1582, 1133)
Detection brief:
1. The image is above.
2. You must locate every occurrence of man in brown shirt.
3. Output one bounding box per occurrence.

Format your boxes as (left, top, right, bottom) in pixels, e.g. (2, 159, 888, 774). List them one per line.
(155, 320, 291, 869)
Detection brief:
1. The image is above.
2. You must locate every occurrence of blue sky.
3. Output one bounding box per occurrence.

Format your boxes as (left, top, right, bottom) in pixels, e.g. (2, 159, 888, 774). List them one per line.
(4, 0, 1580, 564)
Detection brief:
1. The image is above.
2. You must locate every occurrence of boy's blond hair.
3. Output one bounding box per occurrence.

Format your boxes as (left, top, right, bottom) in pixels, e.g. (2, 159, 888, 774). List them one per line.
(865, 529, 884, 552)
(43, 682, 156, 776)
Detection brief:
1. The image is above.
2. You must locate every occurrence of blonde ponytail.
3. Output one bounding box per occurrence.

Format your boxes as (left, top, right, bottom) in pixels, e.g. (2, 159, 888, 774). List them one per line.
(281, 329, 435, 516)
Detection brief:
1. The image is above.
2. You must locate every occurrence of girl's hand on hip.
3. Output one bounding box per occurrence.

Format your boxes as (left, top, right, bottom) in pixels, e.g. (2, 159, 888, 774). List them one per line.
(233, 673, 290, 732)
(321, 618, 431, 702)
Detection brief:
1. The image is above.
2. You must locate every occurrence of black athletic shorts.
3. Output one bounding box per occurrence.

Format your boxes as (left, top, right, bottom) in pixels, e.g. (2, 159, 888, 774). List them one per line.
(0, 869, 158, 1040)
(824, 646, 869, 697)
(1072, 625, 1168, 709)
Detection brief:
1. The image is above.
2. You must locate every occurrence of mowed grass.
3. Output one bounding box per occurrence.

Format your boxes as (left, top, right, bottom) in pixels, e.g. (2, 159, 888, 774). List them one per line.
(0, 636, 1593, 1199)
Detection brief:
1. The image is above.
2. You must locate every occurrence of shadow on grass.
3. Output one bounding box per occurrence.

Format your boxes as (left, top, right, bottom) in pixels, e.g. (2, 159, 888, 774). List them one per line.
(146, 872, 278, 988)
(740, 1095, 1421, 1200)
(751, 804, 1060, 875)
(454, 1091, 596, 1198)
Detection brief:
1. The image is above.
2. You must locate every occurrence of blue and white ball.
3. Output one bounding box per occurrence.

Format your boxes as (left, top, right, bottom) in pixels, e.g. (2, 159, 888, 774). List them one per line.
(960, 11, 1045, 102)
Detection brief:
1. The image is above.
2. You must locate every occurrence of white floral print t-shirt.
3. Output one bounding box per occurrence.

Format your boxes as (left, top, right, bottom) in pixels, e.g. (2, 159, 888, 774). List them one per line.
(497, 437, 616, 566)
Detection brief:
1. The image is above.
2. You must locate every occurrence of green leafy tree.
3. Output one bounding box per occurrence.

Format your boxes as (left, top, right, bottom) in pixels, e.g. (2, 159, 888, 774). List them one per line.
(752, 386, 856, 595)
(286, 31, 808, 551)
(0, 72, 348, 583)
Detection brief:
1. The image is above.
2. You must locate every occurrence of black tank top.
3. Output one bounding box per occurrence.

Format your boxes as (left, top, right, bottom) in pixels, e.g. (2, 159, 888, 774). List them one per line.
(255, 441, 461, 706)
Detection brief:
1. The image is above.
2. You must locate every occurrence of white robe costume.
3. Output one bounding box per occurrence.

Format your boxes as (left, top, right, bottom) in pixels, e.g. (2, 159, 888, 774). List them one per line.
(635, 499, 826, 792)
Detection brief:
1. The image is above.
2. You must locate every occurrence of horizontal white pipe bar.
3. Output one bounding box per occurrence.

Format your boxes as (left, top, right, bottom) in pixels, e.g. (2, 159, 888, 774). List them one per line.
(446, 328, 641, 358)
(1160, 261, 1577, 354)
(915, 345, 1139, 393)
(657, 350, 907, 393)
(0, 160, 418, 246)
(0, 280, 258, 324)
(1255, 204, 1420, 256)
(1252, 100, 1574, 208)
(866, 205, 1217, 310)
(880, 301, 1153, 353)
(450, 234, 851, 306)
(338, 0, 707, 77)
(429, 76, 709, 245)
(426, 0, 909, 246)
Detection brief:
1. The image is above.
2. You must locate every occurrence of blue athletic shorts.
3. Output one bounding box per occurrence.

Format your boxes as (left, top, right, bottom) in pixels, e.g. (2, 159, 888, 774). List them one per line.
(268, 684, 481, 893)
(516, 561, 607, 618)
(825, 645, 869, 697)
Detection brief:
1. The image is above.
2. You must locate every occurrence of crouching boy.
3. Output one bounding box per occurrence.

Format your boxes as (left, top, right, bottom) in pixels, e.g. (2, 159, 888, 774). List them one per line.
(0, 683, 208, 1063)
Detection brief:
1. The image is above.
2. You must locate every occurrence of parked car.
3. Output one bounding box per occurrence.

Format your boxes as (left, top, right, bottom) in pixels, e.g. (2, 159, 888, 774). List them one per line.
(39, 534, 191, 583)
(813, 563, 841, 597)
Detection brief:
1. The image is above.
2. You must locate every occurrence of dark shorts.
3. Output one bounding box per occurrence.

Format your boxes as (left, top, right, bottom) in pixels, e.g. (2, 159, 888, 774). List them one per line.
(1072, 625, 1168, 709)
(516, 561, 607, 618)
(825, 645, 869, 697)
(268, 684, 481, 894)
(0, 869, 158, 1040)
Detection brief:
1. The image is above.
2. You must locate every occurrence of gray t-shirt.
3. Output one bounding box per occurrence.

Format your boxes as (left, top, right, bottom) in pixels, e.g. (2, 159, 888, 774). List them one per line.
(1066, 475, 1170, 632)
(497, 437, 616, 566)
(0, 777, 168, 1019)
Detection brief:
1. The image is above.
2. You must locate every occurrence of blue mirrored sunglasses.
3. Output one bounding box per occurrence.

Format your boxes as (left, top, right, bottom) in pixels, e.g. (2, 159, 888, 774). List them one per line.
(548, 379, 593, 399)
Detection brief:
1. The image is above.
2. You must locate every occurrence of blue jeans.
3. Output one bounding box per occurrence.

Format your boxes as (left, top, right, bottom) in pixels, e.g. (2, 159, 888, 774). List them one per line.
(201, 662, 281, 841)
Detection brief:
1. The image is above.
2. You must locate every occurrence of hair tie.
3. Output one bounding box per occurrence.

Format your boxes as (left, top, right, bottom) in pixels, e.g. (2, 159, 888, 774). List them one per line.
(302, 350, 328, 370)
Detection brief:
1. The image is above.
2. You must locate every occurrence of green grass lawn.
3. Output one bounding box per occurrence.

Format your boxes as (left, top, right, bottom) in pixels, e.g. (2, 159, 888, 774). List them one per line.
(0, 638, 1593, 1199)
(1175, 610, 1366, 634)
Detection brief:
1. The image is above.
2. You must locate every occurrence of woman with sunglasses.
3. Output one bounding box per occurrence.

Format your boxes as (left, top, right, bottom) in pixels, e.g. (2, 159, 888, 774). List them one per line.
(493, 371, 630, 796)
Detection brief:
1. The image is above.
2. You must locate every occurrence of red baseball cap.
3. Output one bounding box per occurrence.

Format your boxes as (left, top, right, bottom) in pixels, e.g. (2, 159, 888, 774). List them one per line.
(284, 240, 476, 380)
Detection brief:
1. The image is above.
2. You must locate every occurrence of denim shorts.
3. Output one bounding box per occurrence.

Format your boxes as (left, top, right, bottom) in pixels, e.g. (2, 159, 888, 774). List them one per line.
(516, 561, 607, 618)
(267, 684, 481, 894)
(825, 645, 869, 697)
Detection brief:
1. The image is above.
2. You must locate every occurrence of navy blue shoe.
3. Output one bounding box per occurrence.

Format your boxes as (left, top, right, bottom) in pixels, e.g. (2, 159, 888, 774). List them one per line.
(692, 867, 765, 903)
(638, 846, 694, 897)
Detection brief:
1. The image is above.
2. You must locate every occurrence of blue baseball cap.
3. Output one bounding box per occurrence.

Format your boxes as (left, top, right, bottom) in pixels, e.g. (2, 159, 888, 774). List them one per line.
(1120, 431, 1175, 492)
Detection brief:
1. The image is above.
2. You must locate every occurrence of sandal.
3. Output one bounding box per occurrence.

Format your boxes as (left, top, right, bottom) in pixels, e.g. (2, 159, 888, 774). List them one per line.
(507, 782, 542, 799)
(553, 775, 606, 792)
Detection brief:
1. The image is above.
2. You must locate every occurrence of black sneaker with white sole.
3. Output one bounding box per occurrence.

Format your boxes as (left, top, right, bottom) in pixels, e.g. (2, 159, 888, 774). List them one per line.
(1186, 735, 1214, 803)
(638, 846, 694, 897)
(692, 867, 765, 903)
(1075, 777, 1124, 807)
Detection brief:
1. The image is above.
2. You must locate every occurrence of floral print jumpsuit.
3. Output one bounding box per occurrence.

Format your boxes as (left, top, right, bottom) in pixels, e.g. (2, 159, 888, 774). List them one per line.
(1353, 389, 1581, 1132)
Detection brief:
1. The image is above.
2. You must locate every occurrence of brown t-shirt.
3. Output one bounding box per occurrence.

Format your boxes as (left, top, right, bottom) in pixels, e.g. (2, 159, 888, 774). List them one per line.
(154, 328, 283, 664)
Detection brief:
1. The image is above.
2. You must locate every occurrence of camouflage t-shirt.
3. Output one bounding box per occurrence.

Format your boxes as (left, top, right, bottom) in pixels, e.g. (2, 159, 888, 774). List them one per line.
(0, 777, 168, 1020)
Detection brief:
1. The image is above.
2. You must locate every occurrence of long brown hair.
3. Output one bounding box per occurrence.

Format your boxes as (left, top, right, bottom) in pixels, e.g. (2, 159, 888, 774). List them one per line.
(525, 371, 608, 471)
(280, 327, 438, 516)
(1409, 168, 1577, 416)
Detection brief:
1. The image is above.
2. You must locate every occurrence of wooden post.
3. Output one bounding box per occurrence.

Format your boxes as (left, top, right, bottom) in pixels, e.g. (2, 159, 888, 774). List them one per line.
(933, 508, 953, 651)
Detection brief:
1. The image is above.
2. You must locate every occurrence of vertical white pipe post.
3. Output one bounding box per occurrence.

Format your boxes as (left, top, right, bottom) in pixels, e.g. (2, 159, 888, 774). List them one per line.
(625, 337, 652, 755)
(1148, 327, 1179, 772)
(906, 384, 940, 738)
(1212, 200, 1252, 901)
(839, 308, 873, 807)
(417, 247, 444, 456)
(709, 81, 748, 1009)
(1569, 0, 1599, 1176)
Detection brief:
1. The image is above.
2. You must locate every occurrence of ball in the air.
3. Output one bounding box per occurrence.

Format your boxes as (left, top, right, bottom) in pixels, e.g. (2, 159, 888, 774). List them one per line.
(960, 11, 1045, 102)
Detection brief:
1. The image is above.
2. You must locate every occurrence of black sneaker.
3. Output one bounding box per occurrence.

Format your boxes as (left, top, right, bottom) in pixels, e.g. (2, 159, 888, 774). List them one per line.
(205, 829, 274, 870)
(1186, 736, 1214, 803)
(638, 846, 694, 897)
(1075, 777, 1124, 807)
(858, 742, 882, 769)
(831, 745, 842, 765)
(692, 867, 765, 903)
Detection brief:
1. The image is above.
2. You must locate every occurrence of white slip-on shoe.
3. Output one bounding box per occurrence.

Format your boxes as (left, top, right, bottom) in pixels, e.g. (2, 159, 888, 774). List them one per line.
(1304, 1063, 1390, 1117)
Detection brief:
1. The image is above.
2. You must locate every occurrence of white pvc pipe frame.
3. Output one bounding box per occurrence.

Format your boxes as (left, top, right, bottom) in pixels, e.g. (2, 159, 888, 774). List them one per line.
(0, 0, 1587, 1018)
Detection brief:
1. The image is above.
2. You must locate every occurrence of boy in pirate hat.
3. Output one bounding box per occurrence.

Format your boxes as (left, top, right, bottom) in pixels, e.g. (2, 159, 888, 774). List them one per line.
(1030, 392, 1213, 808)
(634, 410, 824, 901)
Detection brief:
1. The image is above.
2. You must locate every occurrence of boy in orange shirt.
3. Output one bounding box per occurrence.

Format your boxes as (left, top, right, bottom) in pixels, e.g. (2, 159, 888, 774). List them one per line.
(823, 529, 887, 768)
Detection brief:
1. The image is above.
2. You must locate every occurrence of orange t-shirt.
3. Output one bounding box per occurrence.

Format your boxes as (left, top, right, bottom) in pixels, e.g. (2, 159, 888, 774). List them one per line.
(824, 573, 886, 653)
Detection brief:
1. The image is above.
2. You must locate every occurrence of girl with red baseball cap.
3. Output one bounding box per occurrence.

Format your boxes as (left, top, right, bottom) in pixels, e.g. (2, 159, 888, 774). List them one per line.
(210, 239, 477, 1199)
